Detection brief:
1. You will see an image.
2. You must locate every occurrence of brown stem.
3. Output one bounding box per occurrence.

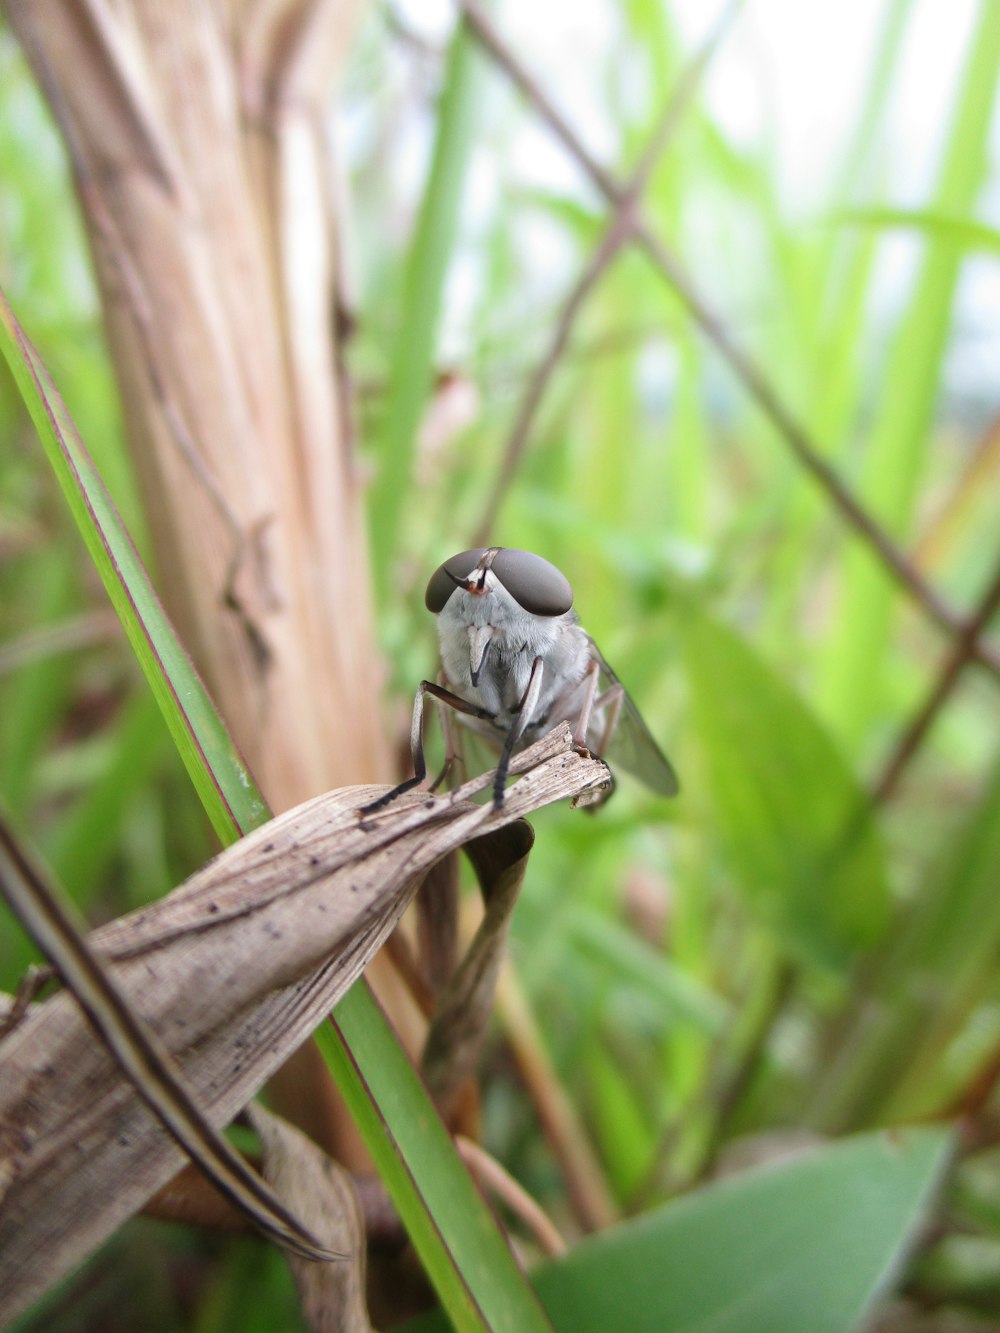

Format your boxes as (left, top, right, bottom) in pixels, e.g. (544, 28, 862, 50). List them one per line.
(872, 553, 1000, 804)
(456, 1135, 567, 1256)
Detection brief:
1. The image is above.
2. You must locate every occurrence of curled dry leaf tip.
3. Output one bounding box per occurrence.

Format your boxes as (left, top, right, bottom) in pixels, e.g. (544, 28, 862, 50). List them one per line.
(0, 725, 606, 1324)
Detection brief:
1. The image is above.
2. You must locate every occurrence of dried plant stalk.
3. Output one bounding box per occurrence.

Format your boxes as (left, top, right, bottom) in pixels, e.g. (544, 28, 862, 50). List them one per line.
(422, 821, 535, 1121)
(4, 0, 397, 1172)
(4, 0, 383, 807)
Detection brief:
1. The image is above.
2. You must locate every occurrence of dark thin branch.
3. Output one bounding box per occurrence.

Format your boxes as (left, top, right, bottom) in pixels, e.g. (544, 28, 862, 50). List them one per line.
(472, 209, 634, 545)
(460, 0, 1000, 681)
(872, 551, 1000, 804)
(472, 2, 741, 545)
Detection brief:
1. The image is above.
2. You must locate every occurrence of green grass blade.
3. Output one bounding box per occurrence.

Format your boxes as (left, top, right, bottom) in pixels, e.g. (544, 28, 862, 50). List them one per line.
(370, 17, 480, 598)
(0, 284, 552, 1330)
(834, 206, 1000, 257)
(0, 288, 264, 844)
(821, 1, 1000, 747)
(318, 1002, 554, 1333)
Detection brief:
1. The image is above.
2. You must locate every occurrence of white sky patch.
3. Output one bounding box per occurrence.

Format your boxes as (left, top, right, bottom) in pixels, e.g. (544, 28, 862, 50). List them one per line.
(351, 0, 1000, 414)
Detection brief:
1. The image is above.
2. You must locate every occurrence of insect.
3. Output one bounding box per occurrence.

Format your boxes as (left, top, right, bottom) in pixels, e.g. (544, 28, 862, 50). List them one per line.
(363, 547, 679, 813)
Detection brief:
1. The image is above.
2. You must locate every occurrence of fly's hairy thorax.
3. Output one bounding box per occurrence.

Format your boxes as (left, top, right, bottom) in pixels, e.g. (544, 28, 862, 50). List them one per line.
(436, 576, 591, 730)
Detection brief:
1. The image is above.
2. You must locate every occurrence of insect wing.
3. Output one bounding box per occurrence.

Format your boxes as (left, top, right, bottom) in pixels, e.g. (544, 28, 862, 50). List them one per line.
(586, 639, 679, 797)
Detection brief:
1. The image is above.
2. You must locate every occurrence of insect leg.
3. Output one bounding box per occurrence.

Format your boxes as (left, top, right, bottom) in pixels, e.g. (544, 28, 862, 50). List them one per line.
(571, 657, 602, 750)
(593, 682, 624, 756)
(429, 675, 462, 793)
(492, 656, 544, 811)
(361, 681, 494, 815)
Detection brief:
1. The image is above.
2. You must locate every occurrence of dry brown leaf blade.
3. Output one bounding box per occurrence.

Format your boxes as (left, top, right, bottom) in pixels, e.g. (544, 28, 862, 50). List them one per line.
(247, 1105, 372, 1333)
(0, 727, 608, 1324)
(0, 808, 339, 1264)
(421, 822, 535, 1121)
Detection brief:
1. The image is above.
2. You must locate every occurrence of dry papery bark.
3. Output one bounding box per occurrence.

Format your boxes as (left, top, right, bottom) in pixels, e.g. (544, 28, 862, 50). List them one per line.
(3, 0, 383, 802)
(0, 729, 610, 1326)
(1, 0, 412, 1167)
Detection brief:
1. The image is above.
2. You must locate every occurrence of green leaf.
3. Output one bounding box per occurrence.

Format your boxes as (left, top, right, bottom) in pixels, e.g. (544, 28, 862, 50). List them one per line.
(535, 1127, 952, 1333)
(678, 604, 890, 968)
(833, 206, 1000, 259)
(317, 1008, 552, 1333)
(405, 1127, 953, 1333)
(0, 286, 264, 844)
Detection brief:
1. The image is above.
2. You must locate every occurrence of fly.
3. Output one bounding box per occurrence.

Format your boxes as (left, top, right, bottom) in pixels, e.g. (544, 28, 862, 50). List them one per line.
(363, 546, 679, 813)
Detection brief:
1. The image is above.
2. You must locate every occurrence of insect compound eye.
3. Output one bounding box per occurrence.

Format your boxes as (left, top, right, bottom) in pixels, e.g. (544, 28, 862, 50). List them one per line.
(491, 549, 573, 616)
(425, 546, 574, 616)
(425, 548, 488, 611)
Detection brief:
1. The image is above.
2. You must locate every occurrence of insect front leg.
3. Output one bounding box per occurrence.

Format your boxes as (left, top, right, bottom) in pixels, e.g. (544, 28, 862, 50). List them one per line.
(428, 674, 463, 794)
(492, 656, 544, 811)
(571, 657, 602, 752)
(592, 682, 624, 756)
(360, 681, 494, 816)
(565, 661, 620, 808)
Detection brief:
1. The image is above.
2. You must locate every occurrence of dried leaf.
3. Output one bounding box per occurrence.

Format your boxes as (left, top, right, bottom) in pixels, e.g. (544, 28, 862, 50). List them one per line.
(248, 1106, 372, 1333)
(0, 809, 337, 1263)
(422, 822, 535, 1120)
(0, 727, 609, 1323)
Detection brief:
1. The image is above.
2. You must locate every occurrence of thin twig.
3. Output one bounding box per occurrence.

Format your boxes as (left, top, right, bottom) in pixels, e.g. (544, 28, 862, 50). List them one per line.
(460, 0, 1000, 681)
(472, 3, 741, 544)
(872, 551, 1000, 804)
(456, 1135, 567, 1257)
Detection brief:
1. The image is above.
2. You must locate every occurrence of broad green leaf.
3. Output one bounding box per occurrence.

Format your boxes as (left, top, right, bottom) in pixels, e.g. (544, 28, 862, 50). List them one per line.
(534, 1127, 952, 1333)
(0, 286, 551, 1333)
(678, 604, 889, 967)
(406, 1127, 953, 1333)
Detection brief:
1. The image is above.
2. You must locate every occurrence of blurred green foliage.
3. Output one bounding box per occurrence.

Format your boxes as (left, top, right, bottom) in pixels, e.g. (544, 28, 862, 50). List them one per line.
(4, 0, 1000, 1326)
